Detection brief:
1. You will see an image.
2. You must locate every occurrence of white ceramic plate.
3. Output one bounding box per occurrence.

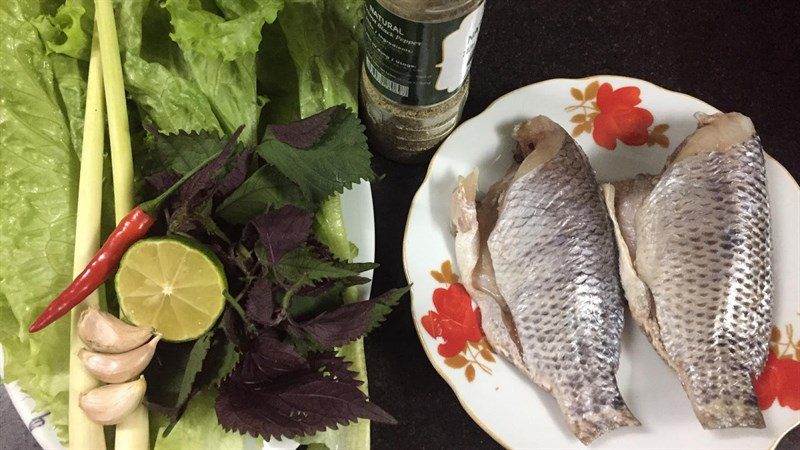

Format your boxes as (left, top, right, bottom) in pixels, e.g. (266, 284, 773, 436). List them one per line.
(404, 76, 800, 449)
(1, 182, 375, 450)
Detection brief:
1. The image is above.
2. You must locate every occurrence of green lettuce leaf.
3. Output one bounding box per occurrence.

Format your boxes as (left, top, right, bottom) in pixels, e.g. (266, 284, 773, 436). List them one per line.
(31, 0, 93, 60)
(259, 0, 362, 123)
(152, 389, 246, 450)
(0, 0, 85, 441)
(165, 0, 282, 61)
(116, 0, 283, 144)
(164, 0, 282, 144)
(30, 0, 93, 153)
(115, 0, 223, 136)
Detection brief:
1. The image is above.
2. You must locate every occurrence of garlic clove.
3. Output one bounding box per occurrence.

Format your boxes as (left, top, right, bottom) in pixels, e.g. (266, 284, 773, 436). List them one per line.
(78, 334, 161, 384)
(79, 376, 147, 425)
(78, 308, 155, 353)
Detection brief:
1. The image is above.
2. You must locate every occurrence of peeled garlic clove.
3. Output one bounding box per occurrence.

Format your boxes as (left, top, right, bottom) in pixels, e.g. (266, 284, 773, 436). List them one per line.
(78, 308, 155, 353)
(78, 334, 161, 384)
(79, 376, 147, 425)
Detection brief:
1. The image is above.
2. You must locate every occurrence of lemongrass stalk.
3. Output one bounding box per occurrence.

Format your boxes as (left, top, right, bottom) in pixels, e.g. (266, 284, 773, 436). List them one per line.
(114, 405, 149, 449)
(68, 24, 107, 450)
(95, 1, 147, 448)
(95, 0, 134, 219)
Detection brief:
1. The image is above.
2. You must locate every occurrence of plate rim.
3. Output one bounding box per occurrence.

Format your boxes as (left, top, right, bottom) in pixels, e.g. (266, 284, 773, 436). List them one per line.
(402, 74, 800, 449)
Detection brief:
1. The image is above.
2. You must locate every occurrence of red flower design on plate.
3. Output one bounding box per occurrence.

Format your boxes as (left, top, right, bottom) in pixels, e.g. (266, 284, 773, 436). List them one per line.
(565, 80, 669, 150)
(421, 282, 483, 358)
(755, 324, 800, 410)
(424, 261, 495, 382)
(755, 351, 800, 410)
(592, 83, 654, 150)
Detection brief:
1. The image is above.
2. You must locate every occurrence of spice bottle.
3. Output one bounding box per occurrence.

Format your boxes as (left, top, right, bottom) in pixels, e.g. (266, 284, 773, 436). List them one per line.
(361, 0, 485, 163)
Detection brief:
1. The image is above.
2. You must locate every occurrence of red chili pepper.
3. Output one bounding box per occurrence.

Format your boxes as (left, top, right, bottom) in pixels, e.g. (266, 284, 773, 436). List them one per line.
(28, 127, 244, 333)
(28, 207, 155, 332)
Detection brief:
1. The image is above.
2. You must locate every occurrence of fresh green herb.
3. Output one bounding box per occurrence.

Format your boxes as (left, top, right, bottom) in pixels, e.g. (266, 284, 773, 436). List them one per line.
(201, 332, 240, 387)
(275, 247, 378, 286)
(215, 341, 396, 440)
(144, 334, 212, 413)
(174, 334, 214, 410)
(135, 106, 405, 441)
(143, 128, 230, 176)
(217, 165, 311, 224)
(250, 205, 315, 266)
(365, 286, 412, 334)
(258, 106, 374, 202)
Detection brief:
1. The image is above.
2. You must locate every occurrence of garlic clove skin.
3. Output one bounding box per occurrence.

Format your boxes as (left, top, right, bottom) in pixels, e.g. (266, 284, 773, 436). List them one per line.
(79, 376, 147, 425)
(78, 308, 155, 353)
(78, 334, 161, 384)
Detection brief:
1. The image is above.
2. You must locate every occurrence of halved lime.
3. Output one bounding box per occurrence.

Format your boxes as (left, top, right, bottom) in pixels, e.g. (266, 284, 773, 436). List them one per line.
(116, 237, 226, 342)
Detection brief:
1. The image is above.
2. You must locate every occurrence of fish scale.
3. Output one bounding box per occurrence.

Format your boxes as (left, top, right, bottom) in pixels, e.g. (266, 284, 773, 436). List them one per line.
(486, 117, 639, 444)
(634, 132, 772, 429)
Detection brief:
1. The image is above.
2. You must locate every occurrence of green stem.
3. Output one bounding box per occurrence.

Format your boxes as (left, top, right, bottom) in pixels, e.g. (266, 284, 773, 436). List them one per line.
(223, 291, 254, 332)
(278, 276, 308, 321)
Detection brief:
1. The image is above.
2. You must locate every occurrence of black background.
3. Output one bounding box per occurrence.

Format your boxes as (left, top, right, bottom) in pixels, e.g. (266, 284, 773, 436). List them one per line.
(3, 1, 799, 449)
(366, 1, 799, 449)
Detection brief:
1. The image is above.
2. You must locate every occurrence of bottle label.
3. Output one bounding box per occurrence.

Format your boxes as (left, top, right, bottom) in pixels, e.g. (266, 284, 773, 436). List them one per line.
(364, 0, 484, 106)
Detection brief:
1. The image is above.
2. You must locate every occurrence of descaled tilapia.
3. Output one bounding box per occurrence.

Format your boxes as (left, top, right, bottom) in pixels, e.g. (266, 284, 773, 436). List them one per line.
(451, 116, 639, 444)
(604, 112, 773, 429)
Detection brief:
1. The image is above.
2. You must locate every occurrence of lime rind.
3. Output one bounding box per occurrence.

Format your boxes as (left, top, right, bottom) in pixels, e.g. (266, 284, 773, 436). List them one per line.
(116, 237, 227, 342)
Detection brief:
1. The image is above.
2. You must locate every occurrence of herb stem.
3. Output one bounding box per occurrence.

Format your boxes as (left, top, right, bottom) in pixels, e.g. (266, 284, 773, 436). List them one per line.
(224, 291, 253, 332)
(277, 276, 309, 322)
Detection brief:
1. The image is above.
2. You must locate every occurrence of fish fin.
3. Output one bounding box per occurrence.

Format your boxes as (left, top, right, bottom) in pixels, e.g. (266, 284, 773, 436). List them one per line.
(553, 378, 641, 444)
(682, 366, 765, 429)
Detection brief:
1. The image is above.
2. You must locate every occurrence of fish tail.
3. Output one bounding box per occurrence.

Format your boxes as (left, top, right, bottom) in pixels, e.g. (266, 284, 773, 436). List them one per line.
(683, 367, 765, 429)
(555, 380, 640, 445)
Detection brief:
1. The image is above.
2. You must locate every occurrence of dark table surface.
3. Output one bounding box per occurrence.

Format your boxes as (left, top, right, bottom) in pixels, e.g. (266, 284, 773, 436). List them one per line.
(3, 0, 799, 449)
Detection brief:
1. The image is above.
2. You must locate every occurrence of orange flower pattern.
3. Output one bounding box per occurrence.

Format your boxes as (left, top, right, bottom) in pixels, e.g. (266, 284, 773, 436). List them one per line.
(755, 324, 800, 410)
(422, 261, 494, 382)
(566, 80, 669, 150)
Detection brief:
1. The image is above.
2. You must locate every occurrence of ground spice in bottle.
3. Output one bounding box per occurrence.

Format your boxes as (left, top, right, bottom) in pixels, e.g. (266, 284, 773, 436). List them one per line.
(361, 0, 485, 163)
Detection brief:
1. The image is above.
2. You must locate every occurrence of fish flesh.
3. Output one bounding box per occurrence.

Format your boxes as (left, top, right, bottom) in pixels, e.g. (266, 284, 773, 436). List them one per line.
(451, 116, 639, 444)
(603, 112, 772, 429)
